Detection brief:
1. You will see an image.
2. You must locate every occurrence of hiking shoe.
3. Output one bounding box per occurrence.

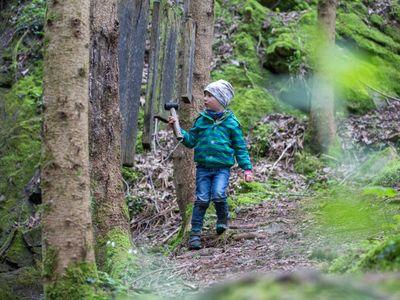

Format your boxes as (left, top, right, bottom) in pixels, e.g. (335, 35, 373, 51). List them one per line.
(188, 234, 201, 250)
(216, 223, 228, 235)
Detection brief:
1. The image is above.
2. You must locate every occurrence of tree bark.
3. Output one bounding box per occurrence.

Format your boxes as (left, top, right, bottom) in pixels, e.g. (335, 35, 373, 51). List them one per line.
(172, 0, 215, 234)
(89, 0, 132, 278)
(41, 0, 98, 296)
(309, 0, 337, 153)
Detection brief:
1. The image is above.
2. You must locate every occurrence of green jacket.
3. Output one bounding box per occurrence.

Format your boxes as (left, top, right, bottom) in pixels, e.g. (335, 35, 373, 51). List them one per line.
(180, 110, 252, 170)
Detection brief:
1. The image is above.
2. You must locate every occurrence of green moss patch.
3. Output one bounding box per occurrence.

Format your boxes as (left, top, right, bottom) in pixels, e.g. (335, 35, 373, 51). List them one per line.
(95, 229, 135, 280)
(44, 262, 108, 300)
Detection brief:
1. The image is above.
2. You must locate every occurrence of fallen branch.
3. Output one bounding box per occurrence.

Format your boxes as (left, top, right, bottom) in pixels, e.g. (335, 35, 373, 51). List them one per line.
(161, 226, 180, 244)
(362, 81, 400, 102)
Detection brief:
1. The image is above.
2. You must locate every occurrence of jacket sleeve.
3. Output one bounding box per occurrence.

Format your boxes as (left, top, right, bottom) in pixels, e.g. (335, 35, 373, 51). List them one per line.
(180, 118, 201, 149)
(231, 124, 252, 170)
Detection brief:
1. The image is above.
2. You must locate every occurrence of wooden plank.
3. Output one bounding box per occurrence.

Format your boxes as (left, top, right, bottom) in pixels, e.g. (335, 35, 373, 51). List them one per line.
(180, 17, 196, 103)
(160, 18, 179, 110)
(142, 0, 161, 150)
(118, 0, 150, 166)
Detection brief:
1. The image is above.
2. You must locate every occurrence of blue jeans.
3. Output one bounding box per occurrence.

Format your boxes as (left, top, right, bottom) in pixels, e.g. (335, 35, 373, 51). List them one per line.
(191, 166, 230, 234)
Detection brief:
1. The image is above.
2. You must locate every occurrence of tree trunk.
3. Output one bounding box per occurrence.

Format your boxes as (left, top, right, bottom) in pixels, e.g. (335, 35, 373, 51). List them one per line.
(89, 0, 133, 278)
(309, 0, 337, 153)
(41, 0, 99, 297)
(172, 0, 215, 235)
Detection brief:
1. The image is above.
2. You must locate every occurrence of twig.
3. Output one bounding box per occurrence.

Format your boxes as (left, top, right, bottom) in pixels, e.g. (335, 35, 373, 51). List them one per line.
(121, 176, 131, 197)
(161, 226, 180, 244)
(266, 141, 294, 180)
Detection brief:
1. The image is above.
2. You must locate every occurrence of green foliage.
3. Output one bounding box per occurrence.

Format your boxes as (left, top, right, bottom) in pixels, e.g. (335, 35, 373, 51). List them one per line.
(122, 166, 141, 183)
(362, 186, 398, 198)
(0, 67, 42, 193)
(126, 195, 146, 217)
(356, 235, 400, 271)
(371, 159, 400, 187)
(15, 0, 46, 34)
(294, 152, 324, 176)
(198, 272, 387, 300)
(353, 147, 399, 184)
(42, 246, 57, 279)
(249, 123, 273, 157)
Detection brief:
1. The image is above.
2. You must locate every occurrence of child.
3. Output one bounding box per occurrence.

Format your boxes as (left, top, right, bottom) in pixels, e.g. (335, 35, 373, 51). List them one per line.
(169, 79, 253, 250)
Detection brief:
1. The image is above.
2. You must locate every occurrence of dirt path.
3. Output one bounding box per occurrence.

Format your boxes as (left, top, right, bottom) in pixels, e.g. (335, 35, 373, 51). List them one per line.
(169, 193, 317, 289)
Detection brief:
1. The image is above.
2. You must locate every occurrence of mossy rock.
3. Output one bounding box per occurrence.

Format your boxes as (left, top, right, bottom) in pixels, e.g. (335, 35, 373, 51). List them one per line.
(0, 265, 42, 300)
(257, 0, 311, 11)
(3, 229, 34, 268)
(22, 226, 41, 248)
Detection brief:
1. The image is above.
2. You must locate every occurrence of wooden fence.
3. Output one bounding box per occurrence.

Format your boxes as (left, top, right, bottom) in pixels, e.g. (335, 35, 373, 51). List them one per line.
(119, 0, 195, 166)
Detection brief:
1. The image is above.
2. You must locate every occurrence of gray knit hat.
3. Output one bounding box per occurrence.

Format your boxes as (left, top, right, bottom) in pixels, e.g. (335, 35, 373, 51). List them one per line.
(204, 79, 234, 108)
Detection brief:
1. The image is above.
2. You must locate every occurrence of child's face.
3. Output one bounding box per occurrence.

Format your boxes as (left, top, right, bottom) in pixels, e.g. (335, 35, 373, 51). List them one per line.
(204, 91, 224, 112)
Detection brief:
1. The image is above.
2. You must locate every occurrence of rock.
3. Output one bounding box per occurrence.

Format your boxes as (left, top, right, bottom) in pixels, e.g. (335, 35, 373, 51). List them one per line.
(4, 230, 34, 268)
(23, 170, 41, 205)
(22, 226, 41, 248)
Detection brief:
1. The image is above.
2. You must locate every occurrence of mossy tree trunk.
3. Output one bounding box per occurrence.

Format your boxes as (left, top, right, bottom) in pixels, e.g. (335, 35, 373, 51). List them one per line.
(309, 0, 337, 153)
(172, 0, 215, 235)
(89, 0, 133, 278)
(42, 0, 101, 298)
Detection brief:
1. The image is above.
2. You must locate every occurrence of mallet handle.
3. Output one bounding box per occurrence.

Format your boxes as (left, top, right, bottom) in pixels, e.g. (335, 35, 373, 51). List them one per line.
(170, 108, 183, 140)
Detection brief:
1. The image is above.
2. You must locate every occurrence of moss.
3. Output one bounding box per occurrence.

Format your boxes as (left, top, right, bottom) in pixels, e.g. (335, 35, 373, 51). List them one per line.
(4, 230, 34, 267)
(294, 152, 324, 176)
(231, 181, 275, 207)
(371, 159, 400, 187)
(369, 14, 384, 27)
(225, 87, 279, 132)
(198, 271, 388, 299)
(15, 265, 42, 289)
(249, 123, 273, 157)
(0, 284, 19, 300)
(42, 246, 58, 279)
(354, 147, 399, 184)
(310, 184, 399, 245)
(355, 235, 400, 272)
(169, 203, 193, 250)
(44, 262, 109, 299)
(362, 186, 398, 198)
(95, 229, 135, 280)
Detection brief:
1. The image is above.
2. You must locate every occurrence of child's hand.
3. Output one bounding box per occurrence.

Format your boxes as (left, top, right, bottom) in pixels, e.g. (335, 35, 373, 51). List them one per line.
(168, 116, 177, 128)
(244, 170, 253, 182)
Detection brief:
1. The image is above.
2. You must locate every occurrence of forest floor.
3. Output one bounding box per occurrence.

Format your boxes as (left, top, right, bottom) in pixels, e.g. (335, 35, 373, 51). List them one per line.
(128, 134, 322, 297)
